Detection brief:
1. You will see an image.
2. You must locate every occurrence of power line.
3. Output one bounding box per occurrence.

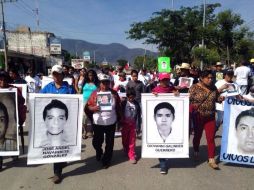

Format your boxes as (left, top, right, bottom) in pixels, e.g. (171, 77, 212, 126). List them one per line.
(20, 0, 33, 11)
(13, 2, 34, 18)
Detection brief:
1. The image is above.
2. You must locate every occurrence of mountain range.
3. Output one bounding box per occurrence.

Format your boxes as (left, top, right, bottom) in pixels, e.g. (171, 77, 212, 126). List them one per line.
(61, 39, 157, 65)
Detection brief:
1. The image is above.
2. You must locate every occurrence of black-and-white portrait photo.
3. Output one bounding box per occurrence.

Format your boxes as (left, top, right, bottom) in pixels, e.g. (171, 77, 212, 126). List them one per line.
(235, 108, 254, 155)
(153, 102, 175, 143)
(142, 94, 189, 158)
(28, 94, 83, 165)
(0, 89, 19, 155)
(146, 100, 183, 144)
(220, 99, 254, 165)
(33, 98, 79, 148)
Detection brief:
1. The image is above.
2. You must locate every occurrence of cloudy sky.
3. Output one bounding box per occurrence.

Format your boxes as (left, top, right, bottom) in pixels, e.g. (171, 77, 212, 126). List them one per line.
(3, 0, 254, 51)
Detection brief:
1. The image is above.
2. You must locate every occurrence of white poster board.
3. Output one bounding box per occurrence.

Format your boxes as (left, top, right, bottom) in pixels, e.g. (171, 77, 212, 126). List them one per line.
(0, 89, 19, 156)
(71, 59, 84, 70)
(141, 93, 189, 158)
(27, 94, 83, 165)
(220, 98, 254, 165)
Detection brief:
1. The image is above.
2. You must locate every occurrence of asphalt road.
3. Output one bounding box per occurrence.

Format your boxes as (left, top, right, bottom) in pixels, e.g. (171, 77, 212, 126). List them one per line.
(0, 127, 253, 190)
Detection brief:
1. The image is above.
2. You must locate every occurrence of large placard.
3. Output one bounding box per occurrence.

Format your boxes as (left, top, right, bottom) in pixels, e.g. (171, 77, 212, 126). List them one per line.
(141, 93, 189, 158)
(220, 98, 254, 165)
(27, 94, 83, 164)
(0, 89, 19, 156)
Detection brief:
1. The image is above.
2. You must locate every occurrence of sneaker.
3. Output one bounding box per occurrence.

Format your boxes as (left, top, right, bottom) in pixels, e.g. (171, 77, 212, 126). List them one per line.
(52, 174, 62, 184)
(160, 168, 167, 175)
(208, 158, 220, 170)
(129, 159, 137, 164)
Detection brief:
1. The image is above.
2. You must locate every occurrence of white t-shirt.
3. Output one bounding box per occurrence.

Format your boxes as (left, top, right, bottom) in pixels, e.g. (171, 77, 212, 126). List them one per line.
(215, 79, 240, 111)
(234, 66, 251, 85)
(25, 75, 36, 93)
(113, 79, 128, 92)
(138, 74, 151, 86)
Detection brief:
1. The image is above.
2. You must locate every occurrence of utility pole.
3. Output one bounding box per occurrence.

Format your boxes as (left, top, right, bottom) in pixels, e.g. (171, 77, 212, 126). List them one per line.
(200, 0, 206, 70)
(0, 0, 17, 71)
(34, 0, 39, 31)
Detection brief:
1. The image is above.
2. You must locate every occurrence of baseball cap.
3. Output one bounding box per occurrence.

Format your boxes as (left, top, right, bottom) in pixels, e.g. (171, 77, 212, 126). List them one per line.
(52, 65, 63, 74)
(158, 73, 170, 80)
(98, 73, 111, 81)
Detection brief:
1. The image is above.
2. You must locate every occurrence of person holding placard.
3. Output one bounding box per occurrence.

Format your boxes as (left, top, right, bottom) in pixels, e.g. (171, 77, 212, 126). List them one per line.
(152, 72, 179, 174)
(85, 73, 121, 169)
(0, 70, 26, 170)
(40, 65, 75, 184)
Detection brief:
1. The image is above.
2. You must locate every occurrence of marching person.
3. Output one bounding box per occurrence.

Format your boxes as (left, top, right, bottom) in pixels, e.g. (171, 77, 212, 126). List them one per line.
(0, 70, 26, 170)
(82, 69, 99, 139)
(85, 73, 121, 169)
(189, 70, 223, 170)
(215, 70, 240, 131)
(152, 72, 179, 174)
(40, 65, 75, 184)
(120, 87, 141, 164)
(234, 61, 251, 95)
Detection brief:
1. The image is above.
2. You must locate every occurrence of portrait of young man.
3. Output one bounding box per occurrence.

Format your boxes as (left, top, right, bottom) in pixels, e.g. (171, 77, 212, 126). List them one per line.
(235, 108, 254, 155)
(145, 99, 185, 144)
(0, 91, 18, 154)
(39, 99, 70, 147)
(153, 102, 175, 143)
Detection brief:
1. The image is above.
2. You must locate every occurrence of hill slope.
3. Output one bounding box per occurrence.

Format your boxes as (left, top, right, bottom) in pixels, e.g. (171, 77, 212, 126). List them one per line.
(61, 39, 157, 64)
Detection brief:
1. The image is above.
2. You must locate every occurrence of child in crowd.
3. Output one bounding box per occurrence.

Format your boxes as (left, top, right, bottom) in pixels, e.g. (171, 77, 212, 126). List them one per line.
(120, 88, 141, 164)
(152, 72, 179, 174)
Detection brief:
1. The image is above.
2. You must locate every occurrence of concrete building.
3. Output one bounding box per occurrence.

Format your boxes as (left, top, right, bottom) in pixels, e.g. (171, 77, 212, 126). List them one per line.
(3, 26, 62, 75)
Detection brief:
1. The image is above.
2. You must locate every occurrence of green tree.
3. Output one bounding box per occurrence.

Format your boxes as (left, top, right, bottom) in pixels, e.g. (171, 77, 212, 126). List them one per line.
(133, 55, 157, 71)
(117, 59, 128, 67)
(127, 4, 221, 66)
(127, 4, 254, 67)
(215, 10, 244, 64)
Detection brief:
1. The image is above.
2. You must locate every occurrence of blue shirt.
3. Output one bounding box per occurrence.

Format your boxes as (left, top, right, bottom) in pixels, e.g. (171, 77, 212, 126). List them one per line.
(82, 83, 97, 101)
(40, 81, 75, 94)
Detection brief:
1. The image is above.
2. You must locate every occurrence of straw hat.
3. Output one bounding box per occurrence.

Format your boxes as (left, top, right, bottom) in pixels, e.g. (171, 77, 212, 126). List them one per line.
(180, 63, 190, 69)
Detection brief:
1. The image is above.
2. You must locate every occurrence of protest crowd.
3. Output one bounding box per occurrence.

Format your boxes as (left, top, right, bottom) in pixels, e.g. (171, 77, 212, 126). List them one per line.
(0, 58, 254, 184)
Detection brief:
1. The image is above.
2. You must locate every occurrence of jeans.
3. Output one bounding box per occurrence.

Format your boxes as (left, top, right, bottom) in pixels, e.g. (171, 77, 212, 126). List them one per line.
(216, 110, 224, 130)
(92, 124, 116, 165)
(159, 158, 168, 169)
